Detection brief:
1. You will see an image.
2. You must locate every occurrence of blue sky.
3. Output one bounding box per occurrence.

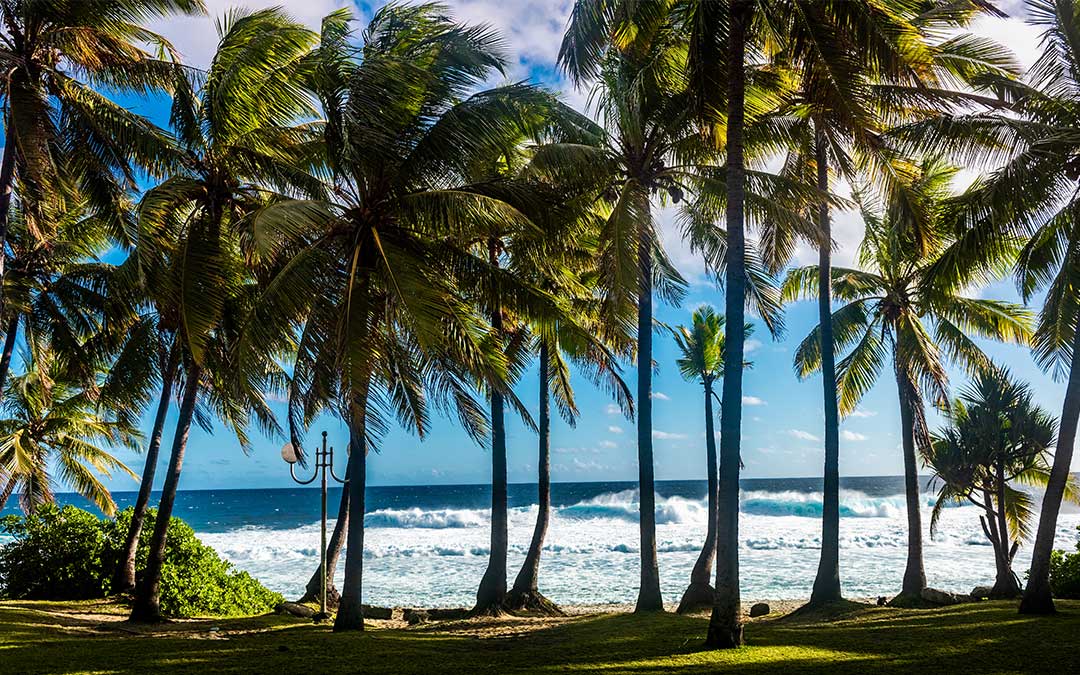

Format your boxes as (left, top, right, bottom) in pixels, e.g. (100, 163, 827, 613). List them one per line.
(89, 0, 1077, 492)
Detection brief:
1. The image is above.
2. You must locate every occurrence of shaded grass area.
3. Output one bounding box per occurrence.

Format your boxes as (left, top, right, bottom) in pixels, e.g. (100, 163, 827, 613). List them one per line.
(1, 599, 1078, 674)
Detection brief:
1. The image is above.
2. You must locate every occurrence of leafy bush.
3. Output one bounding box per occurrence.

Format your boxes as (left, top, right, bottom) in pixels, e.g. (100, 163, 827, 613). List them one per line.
(1050, 526, 1080, 599)
(0, 505, 282, 617)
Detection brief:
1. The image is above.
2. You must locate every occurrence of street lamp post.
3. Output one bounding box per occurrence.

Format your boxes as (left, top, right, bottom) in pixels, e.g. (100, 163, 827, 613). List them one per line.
(282, 431, 346, 622)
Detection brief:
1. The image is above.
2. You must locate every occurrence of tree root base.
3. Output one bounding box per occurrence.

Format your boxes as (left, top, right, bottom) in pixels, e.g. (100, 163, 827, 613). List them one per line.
(704, 620, 744, 649)
(469, 601, 509, 618)
(505, 589, 565, 616)
(676, 583, 715, 614)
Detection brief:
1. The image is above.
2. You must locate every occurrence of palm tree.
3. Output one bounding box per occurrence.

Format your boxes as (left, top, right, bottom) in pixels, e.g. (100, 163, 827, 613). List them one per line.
(0, 347, 139, 514)
(559, 2, 695, 614)
(924, 367, 1074, 598)
(0, 0, 203, 309)
(128, 8, 319, 623)
(250, 4, 577, 628)
(669, 305, 751, 614)
(783, 158, 1032, 602)
(889, 0, 1080, 616)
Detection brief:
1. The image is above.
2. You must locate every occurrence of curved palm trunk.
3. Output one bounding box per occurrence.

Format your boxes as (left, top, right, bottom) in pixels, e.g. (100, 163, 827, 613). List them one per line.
(475, 240, 508, 615)
(810, 125, 842, 605)
(0, 316, 20, 394)
(1021, 321, 1080, 614)
(300, 484, 349, 605)
(129, 364, 201, 622)
(0, 125, 15, 318)
(635, 204, 663, 613)
(707, 0, 751, 649)
(678, 383, 717, 613)
(113, 340, 180, 593)
(334, 392, 368, 631)
(508, 341, 561, 614)
(893, 357, 927, 599)
(0, 475, 15, 511)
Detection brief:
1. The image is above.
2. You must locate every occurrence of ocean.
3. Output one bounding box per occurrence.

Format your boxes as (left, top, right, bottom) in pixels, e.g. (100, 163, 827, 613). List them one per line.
(4, 476, 1080, 607)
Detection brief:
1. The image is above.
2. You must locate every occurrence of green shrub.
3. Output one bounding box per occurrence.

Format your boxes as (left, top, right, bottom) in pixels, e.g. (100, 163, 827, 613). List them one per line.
(1049, 526, 1080, 599)
(0, 505, 283, 617)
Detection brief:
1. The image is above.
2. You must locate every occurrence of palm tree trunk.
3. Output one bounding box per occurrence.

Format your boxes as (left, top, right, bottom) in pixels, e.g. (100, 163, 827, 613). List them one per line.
(113, 340, 180, 594)
(300, 483, 349, 605)
(334, 389, 368, 631)
(989, 477, 1020, 598)
(1021, 319, 1080, 614)
(0, 475, 15, 511)
(475, 239, 508, 615)
(810, 123, 842, 605)
(635, 202, 663, 614)
(893, 357, 927, 599)
(707, 0, 752, 649)
(0, 316, 19, 394)
(678, 383, 717, 613)
(508, 340, 561, 614)
(0, 124, 16, 319)
(129, 364, 201, 623)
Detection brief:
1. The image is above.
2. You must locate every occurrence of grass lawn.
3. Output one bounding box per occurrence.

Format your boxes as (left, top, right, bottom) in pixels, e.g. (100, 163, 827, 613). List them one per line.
(0, 598, 1077, 674)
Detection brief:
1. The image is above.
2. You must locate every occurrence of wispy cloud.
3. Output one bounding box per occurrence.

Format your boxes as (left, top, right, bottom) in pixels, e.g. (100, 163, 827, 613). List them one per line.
(742, 395, 766, 406)
(598, 440, 618, 449)
(608, 425, 623, 434)
(605, 403, 621, 415)
(842, 430, 868, 441)
(788, 429, 820, 442)
(653, 430, 688, 440)
(848, 408, 878, 418)
(745, 339, 763, 354)
(652, 392, 670, 401)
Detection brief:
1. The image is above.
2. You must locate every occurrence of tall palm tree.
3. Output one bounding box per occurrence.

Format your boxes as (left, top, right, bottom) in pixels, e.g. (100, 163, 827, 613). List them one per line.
(0, 0, 203, 309)
(783, 158, 1032, 602)
(767, 0, 1017, 606)
(128, 8, 319, 623)
(669, 305, 751, 614)
(560, 2, 694, 614)
(924, 367, 1073, 599)
(0, 347, 139, 514)
(251, 4, 576, 628)
(890, 0, 1080, 615)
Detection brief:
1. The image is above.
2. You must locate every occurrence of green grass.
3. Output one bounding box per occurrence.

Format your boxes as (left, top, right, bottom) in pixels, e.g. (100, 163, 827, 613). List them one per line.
(1, 599, 1078, 674)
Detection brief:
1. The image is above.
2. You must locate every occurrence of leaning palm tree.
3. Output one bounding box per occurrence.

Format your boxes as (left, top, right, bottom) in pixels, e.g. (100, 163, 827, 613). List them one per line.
(669, 305, 751, 614)
(0, 348, 139, 514)
(0, 0, 202, 307)
(250, 4, 578, 628)
(783, 158, 1033, 602)
(890, 0, 1080, 615)
(924, 367, 1073, 599)
(128, 8, 320, 623)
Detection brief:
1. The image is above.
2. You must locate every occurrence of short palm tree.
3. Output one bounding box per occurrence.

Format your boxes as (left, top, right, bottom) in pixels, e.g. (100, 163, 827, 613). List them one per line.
(0, 348, 139, 515)
(128, 8, 319, 623)
(783, 158, 1033, 601)
(669, 306, 751, 614)
(890, 0, 1080, 615)
(924, 367, 1073, 599)
(0, 0, 203, 306)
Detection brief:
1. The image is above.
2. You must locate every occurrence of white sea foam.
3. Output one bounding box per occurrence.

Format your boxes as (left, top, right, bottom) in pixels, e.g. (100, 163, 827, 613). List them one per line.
(196, 489, 1080, 609)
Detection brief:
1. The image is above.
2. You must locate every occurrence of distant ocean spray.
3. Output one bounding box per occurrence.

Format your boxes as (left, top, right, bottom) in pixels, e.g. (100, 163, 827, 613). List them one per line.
(4, 477, 1079, 607)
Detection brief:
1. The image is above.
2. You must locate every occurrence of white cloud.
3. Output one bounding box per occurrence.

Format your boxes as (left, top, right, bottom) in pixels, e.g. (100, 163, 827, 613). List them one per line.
(605, 403, 621, 415)
(841, 430, 868, 442)
(598, 440, 618, 449)
(608, 425, 624, 434)
(788, 429, 820, 442)
(554, 446, 599, 455)
(742, 395, 766, 406)
(653, 430, 688, 440)
(745, 339, 763, 354)
(572, 457, 610, 472)
(652, 392, 671, 401)
(848, 408, 878, 418)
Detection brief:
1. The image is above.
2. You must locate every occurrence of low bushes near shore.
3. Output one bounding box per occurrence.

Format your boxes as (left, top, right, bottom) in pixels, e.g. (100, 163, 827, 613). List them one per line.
(1050, 526, 1080, 599)
(0, 505, 281, 617)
